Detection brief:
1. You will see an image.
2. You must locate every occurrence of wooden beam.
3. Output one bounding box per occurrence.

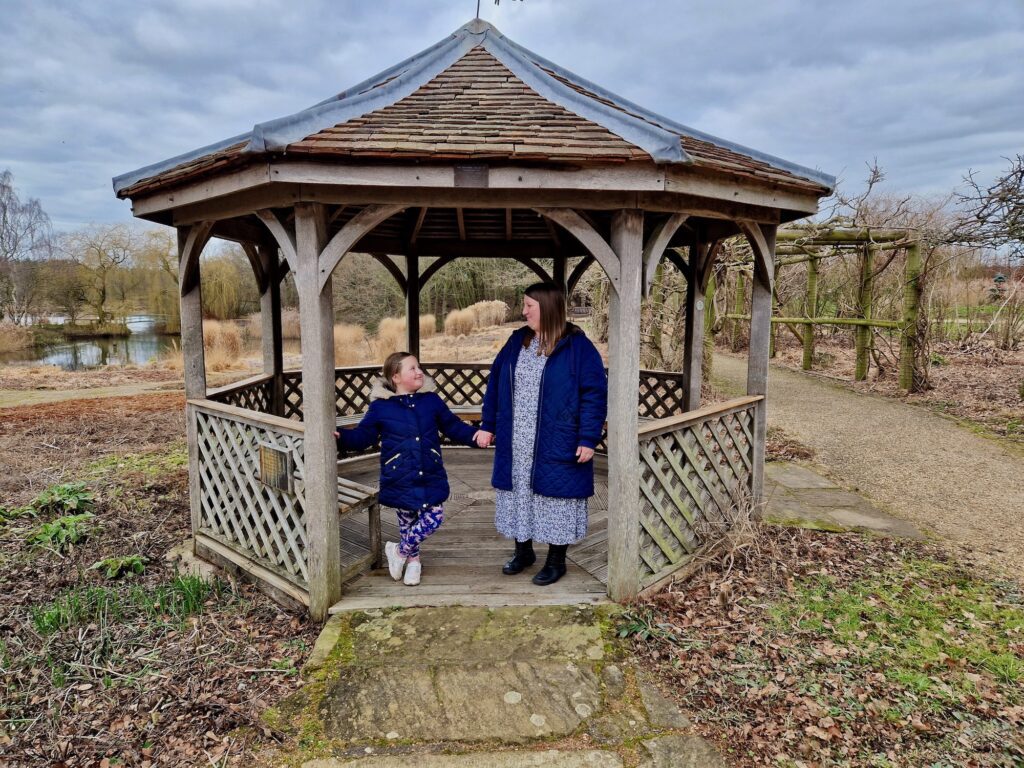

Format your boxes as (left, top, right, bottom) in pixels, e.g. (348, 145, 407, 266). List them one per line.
(351, 236, 573, 261)
(534, 208, 620, 290)
(743, 222, 777, 505)
(294, 202, 341, 620)
(179, 220, 214, 295)
(258, 244, 285, 416)
(256, 209, 298, 272)
(514, 256, 552, 285)
(504, 208, 513, 240)
(318, 204, 406, 294)
(682, 241, 713, 411)
(241, 242, 267, 294)
(410, 207, 427, 245)
(642, 213, 689, 298)
(328, 205, 348, 225)
(367, 253, 407, 294)
(544, 217, 562, 247)
(456, 207, 466, 241)
(606, 209, 644, 603)
(567, 255, 595, 295)
(419, 254, 459, 289)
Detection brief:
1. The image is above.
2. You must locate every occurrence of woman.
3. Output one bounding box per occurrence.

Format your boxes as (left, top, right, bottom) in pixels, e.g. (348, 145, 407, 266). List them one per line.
(476, 282, 607, 586)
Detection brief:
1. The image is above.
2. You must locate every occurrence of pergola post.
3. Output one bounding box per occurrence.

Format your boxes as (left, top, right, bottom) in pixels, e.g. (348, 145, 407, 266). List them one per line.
(259, 244, 285, 415)
(295, 203, 341, 620)
(744, 223, 777, 505)
(606, 209, 643, 603)
(406, 254, 421, 357)
(178, 225, 209, 549)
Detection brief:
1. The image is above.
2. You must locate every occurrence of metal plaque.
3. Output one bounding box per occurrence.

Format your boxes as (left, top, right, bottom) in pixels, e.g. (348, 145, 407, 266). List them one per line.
(259, 442, 294, 493)
(454, 164, 489, 188)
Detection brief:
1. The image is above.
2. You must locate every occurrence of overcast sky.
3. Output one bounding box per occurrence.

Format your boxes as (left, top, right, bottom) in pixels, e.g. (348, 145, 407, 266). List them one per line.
(2, 0, 1022, 232)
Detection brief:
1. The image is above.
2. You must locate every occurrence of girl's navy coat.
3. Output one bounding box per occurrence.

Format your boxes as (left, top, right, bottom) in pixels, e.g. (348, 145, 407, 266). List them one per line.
(336, 380, 478, 511)
(481, 324, 607, 499)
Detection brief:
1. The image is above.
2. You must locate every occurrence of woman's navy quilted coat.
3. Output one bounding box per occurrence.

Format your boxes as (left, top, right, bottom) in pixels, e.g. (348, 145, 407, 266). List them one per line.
(481, 324, 607, 499)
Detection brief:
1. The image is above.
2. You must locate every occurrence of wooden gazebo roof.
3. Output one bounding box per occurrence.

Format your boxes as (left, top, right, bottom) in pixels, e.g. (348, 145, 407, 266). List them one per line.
(113, 19, 833, 201)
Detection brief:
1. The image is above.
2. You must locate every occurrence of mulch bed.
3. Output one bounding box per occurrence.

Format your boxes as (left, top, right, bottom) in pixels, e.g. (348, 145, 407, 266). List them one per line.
(0, 394, 318, 766)
(629, 525, 1024, 767)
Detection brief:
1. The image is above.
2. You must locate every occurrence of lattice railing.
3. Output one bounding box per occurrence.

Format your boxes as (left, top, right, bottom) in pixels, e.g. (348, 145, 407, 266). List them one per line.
(207, 374, 274, 414)
(635, 396, 761, 589)
(278, 365, 684, 424)
(193, 402, 309, 588)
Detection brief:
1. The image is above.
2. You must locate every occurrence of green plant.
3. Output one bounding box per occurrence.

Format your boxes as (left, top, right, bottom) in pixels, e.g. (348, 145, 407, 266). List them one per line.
(25, 513, 95, 552)
(0, 504, 34, 523)
(929, 352, 948, 367)
(90, 554, 146, 580)
(30, 482, 95, 516)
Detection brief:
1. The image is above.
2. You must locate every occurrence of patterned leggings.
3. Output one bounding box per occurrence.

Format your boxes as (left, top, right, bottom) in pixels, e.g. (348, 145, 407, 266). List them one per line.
(396, 505, 445, 558)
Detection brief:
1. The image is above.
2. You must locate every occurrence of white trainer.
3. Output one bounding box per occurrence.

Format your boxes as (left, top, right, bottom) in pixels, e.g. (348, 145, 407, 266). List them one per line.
(403, 559, 422, 586)
(385, 541, 407, 581)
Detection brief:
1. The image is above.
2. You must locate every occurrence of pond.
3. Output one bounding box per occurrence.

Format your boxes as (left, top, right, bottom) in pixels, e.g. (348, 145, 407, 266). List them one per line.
(0, 315, 181, 370)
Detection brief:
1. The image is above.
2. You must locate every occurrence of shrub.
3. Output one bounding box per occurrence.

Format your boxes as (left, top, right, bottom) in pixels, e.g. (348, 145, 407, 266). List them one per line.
(90, 554, 147, 580)
(241, 312, 262, 340)
(203, 320, 244, 371)
(373, 316, 407, 357)
(30, 482, 95, 516)
(26, 513, 96, 552)
(467, 300, 508, 327)
(419, 313, 438, 339)
(334, 323, 369, 365)
(444, 308, 476, 336)
(0, 321, 33, 353)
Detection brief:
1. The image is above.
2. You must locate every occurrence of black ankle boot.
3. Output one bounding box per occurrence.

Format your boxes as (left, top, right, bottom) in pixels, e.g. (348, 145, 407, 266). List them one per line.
(532, 544, 568, 586)
(502, 539, 536, 575)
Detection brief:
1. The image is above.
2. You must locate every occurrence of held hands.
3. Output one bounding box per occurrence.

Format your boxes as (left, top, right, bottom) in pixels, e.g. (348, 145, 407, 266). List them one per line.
(473, 430, 494, 448)
(576, 446, 595, 463)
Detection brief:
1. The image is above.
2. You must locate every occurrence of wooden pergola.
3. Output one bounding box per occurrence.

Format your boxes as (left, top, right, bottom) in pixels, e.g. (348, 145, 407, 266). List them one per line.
(114, 19, 833, 619)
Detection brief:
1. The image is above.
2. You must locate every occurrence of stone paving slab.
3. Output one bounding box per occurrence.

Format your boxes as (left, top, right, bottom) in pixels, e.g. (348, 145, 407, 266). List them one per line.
(302, 751, 623, 767)
(764, 461, 924, 539)
(263, 605, 725, 766)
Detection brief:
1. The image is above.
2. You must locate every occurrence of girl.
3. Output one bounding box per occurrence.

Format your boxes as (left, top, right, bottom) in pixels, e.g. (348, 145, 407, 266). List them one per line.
(336, 351, 483, 586)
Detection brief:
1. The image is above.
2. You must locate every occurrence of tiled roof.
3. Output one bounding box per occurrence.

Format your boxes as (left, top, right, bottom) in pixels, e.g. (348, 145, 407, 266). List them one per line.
(114, 19, 834, 199)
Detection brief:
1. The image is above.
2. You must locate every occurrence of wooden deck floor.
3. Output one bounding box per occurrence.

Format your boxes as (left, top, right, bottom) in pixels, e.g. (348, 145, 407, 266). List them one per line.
(330, 450, 610, 612)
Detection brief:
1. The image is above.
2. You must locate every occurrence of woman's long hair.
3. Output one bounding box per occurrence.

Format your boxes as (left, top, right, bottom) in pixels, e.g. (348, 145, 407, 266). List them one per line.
(523, 282, 567, 356)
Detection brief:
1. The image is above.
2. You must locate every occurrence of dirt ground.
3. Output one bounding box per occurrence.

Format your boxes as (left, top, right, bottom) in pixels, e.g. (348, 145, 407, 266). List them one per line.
(0, 394, 318, 766)
(768, 337, 1024, 444)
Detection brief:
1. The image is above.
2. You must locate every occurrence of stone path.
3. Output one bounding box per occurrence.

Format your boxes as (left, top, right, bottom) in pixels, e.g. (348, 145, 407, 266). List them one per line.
(255, 606, 726, 768)
(715, 353, 1024, 579)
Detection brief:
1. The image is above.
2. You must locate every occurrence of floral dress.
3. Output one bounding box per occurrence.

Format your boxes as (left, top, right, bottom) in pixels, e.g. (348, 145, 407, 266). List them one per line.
(494, 336, 588, 544)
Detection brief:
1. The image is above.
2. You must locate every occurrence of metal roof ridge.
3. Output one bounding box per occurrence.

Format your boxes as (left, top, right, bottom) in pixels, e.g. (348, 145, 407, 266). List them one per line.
(492, 31, 836, 191)
(481, 30, 687, 165)
(112, 133, 250, 194)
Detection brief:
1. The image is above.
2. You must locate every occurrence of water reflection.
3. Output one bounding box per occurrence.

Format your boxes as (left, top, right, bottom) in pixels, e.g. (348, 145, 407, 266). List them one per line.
(0, 314, 180, 371)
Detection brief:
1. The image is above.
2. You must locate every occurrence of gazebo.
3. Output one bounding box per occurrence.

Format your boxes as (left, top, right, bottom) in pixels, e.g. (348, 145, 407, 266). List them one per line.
(114, 19, 833, 620)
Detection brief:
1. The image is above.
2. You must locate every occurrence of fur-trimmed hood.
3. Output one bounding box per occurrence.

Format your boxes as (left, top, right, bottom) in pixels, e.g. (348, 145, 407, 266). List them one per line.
(369, 374, 438, 401)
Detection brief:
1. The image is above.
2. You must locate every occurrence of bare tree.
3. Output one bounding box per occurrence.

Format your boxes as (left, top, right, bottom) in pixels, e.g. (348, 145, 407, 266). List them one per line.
(0, 170, 52, 322)
(956, 154, 1024, 260)
(62, 225, 136, 326)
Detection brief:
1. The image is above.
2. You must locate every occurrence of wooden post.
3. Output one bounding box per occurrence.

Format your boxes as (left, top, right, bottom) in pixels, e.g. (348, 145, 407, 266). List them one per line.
(682, 243, 709, 411)
(606, 209, 643, 603)
(259, 245, 285, 415)
(702, 265, 717, 389)
(744, 224, 776, 505)
(295, 203, 341, 620)
(769, 263, 780, 358)
(406, 254, 421, 358)
(730, 269, 745, 352)
(802, 256, 818, 370)
(178, 225, 208, 551)
(553, 255, 567, 295)
(855, 244, 875, 381)
(898, 241, 922, 392)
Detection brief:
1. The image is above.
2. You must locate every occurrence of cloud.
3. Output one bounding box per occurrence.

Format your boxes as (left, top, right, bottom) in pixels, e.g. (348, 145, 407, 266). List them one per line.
(1, 0, 1022, 230)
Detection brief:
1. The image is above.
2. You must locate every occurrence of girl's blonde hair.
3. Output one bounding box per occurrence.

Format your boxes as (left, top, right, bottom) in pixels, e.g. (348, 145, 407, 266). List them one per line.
(382, 351, 414, 391)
